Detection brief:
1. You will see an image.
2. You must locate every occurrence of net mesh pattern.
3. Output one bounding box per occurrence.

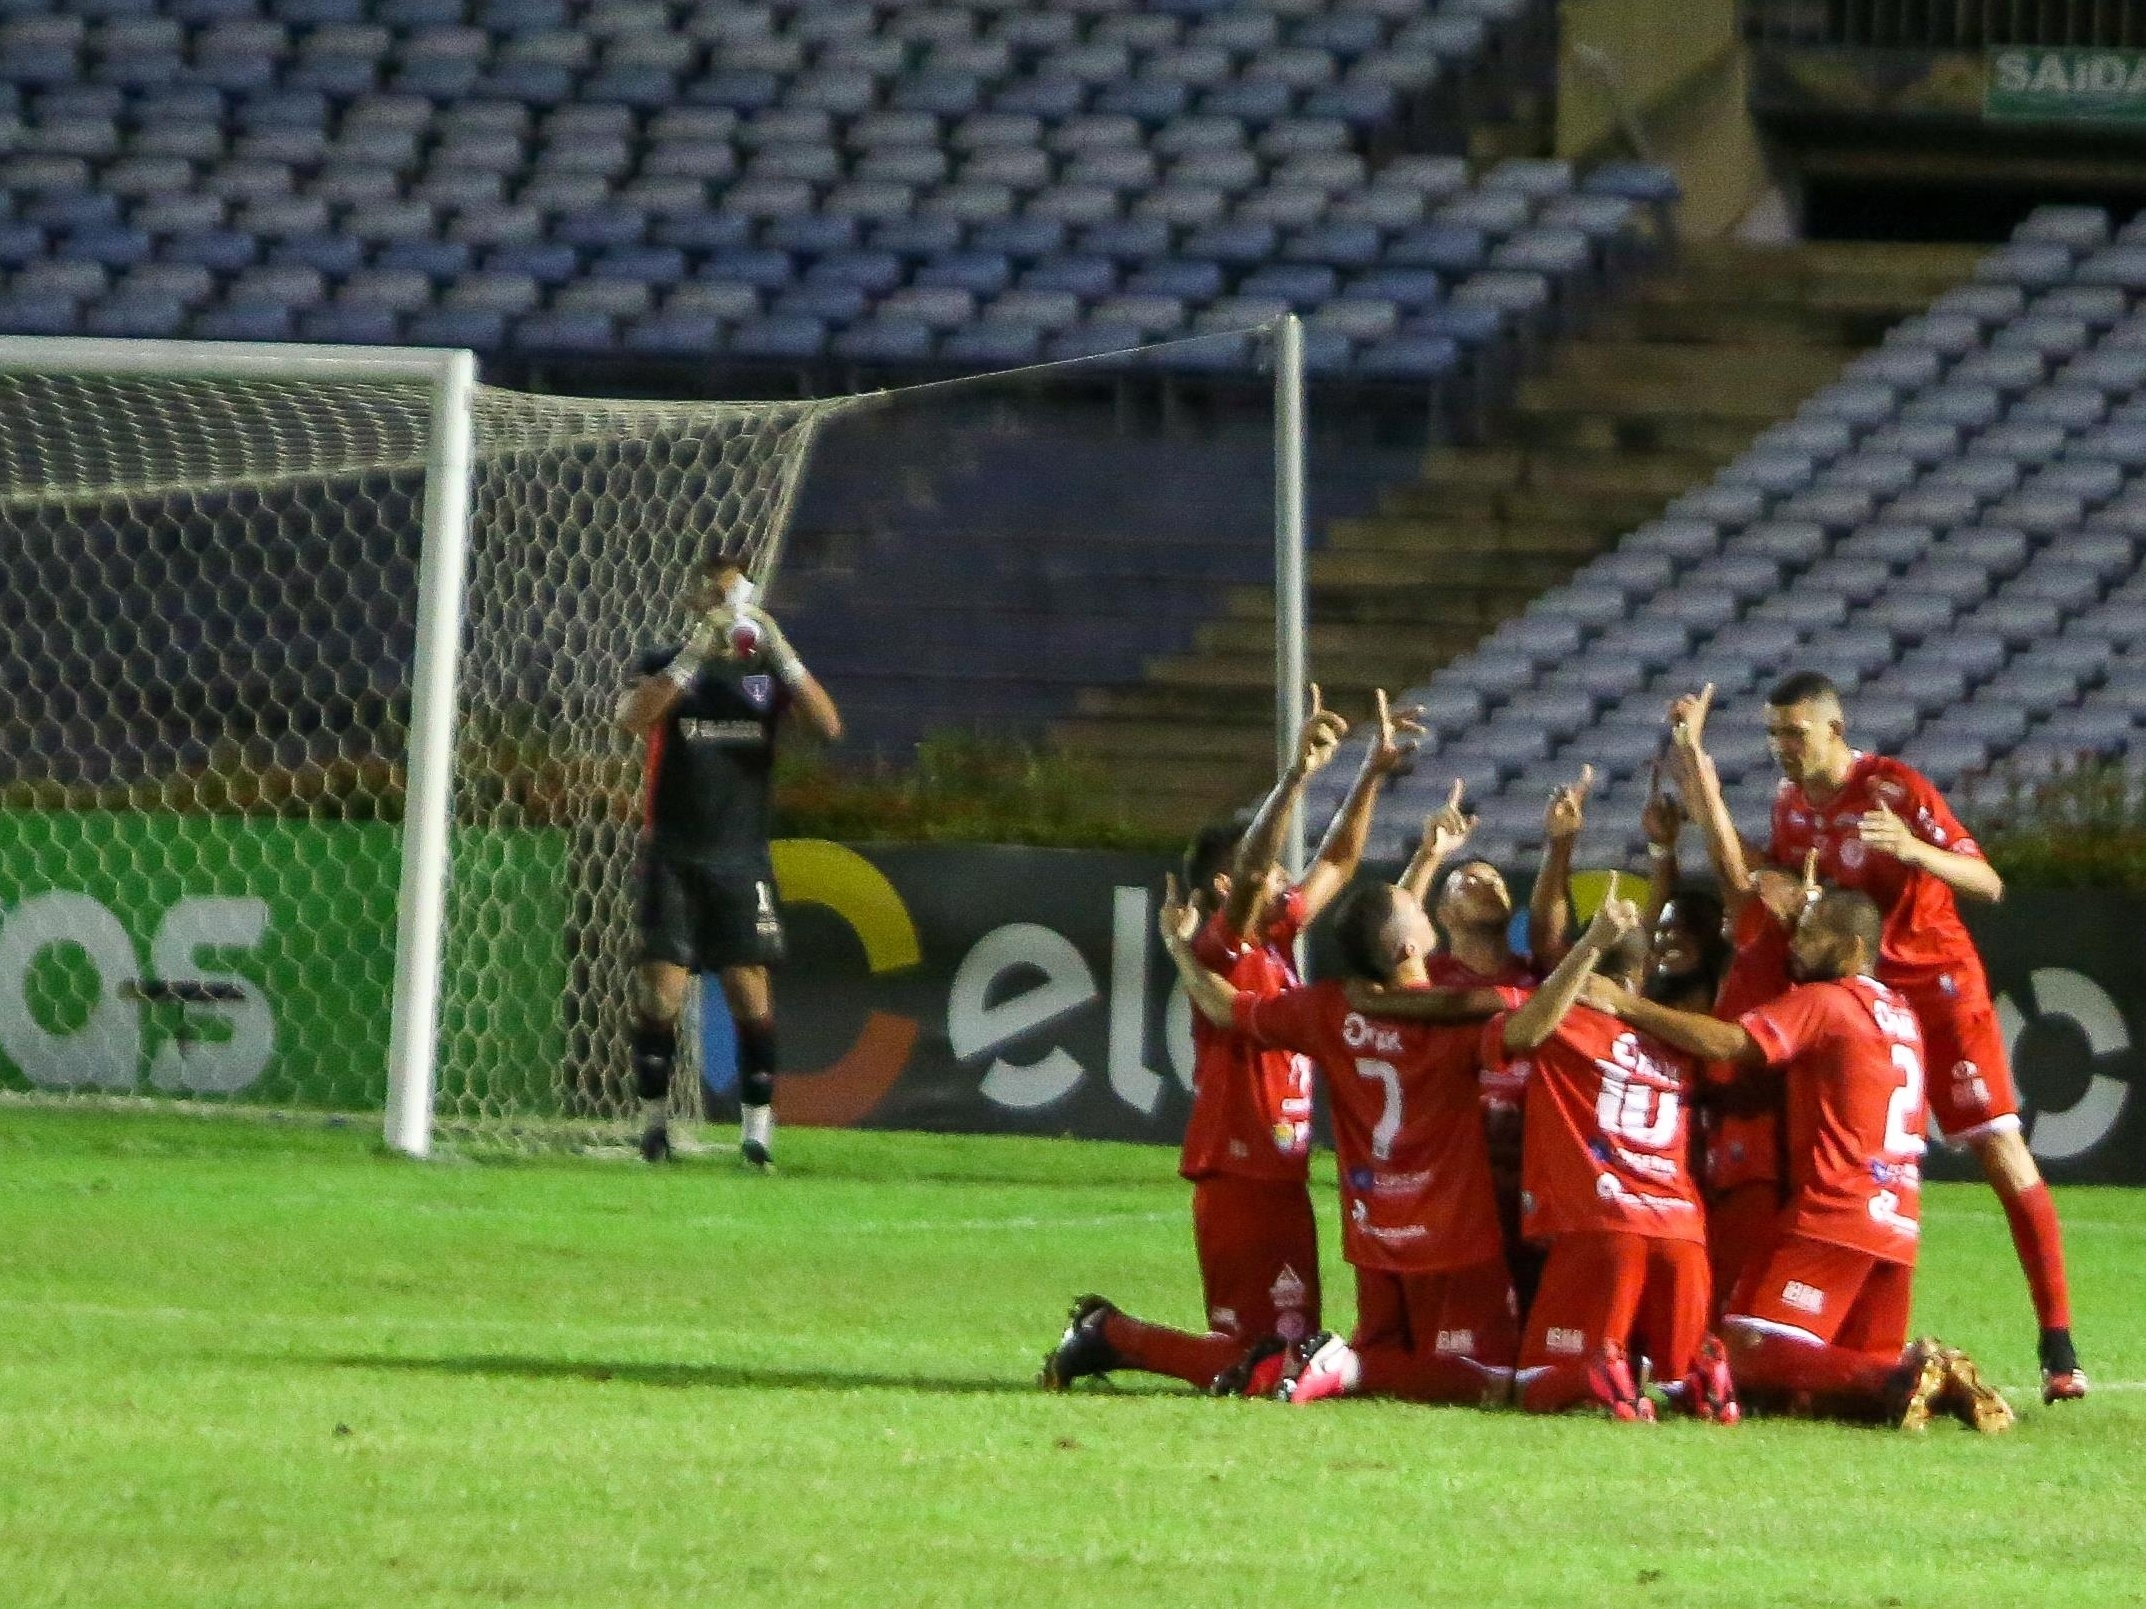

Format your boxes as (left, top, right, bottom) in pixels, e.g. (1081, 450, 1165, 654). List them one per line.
(0, 357, 855, 1146)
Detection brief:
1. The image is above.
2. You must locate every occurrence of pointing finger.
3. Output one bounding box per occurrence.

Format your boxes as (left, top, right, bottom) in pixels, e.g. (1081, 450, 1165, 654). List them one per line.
(1575, 763, 1596, 798)
(1447, 777, 1465, 812)
(1309, 683, 1322, 718)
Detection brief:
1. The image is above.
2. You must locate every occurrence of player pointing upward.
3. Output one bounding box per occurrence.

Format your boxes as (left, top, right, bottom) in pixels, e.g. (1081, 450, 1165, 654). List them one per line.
(615, 557, 842, 1169)
(1712, 670, 2084, 1400)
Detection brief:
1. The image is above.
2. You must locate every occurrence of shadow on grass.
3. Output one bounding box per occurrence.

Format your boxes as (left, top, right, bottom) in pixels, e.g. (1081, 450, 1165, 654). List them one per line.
(317, 1352, 1037, 1396)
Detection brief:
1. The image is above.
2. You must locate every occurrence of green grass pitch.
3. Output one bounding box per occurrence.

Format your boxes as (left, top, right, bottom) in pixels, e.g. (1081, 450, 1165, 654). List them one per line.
(3, 1106, 2144, 1608)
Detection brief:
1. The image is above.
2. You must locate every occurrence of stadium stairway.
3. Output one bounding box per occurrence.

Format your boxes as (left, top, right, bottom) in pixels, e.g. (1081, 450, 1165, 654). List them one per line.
(1054, 238, 1984, 829)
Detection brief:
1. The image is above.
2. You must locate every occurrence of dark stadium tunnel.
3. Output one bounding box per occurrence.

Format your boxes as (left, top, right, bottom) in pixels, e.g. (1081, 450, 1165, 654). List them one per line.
(314, 1353, 1036, 1396)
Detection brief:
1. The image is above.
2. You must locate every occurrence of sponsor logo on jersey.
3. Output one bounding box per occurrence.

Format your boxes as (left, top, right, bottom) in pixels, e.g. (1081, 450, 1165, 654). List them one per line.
(1832, 813, 1859, 829)
(1434, 1329, 1476, 1357)
(740, 673, 774, 709)
(1341, 1012, 1404, 1056)
(1371, 1168, 1433, 1195)
(1546, 1327, 1586, 1356)
(677, 717, 765, 744)
(1869, 1157, 1921, 1188)
(1781, 1279, 1826, 1315)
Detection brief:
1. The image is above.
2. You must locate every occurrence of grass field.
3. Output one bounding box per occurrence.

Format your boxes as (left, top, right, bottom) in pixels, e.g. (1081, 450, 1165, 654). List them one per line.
(2, 1106, 2143, 1608)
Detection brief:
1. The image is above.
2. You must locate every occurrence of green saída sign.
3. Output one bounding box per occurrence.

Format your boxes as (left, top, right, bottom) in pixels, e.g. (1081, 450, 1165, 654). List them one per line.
(1987, 47, 2146, 123)
(0, 812, 566, 1110)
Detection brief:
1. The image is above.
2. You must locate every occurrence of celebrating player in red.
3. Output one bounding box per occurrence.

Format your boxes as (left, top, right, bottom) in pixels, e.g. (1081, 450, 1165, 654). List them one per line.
(1745, 671, 2083, 1400)
(1477, 877, 1728, 1423)
(1656, 702, 1799, 1314)
(1166, 874, 1576, 1407)
(1040, 689, 1422, 1392)
(1594, 888, 2013, 1432)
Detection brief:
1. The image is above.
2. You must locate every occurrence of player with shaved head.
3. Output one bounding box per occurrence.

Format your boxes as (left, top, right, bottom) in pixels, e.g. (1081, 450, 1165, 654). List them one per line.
(1690, 670, 2084, 1400)
(1590, 888, 2013, 1432)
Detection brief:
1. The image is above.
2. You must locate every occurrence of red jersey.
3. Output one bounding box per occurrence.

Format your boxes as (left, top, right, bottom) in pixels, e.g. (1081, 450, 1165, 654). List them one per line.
(1768, 753, 1987, 992)
(1234, 980, 1513, 1274)
(1483, 1003, 1705, 1245)
(1179, 892, 1313, 1184)
(1741, 975, 1926, 1265)
(1423, 950, 1539, 1114)
(1704, 899, 1792, 1194)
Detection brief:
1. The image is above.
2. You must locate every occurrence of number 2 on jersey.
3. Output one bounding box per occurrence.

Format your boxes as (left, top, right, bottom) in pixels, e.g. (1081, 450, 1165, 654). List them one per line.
(1884, 1042, 1926, 1157)
(1353, 1058, 1402, 1161)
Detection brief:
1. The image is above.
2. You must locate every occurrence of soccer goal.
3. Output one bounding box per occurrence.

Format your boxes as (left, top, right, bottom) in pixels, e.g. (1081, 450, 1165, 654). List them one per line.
(0, 328, 1306, 1156)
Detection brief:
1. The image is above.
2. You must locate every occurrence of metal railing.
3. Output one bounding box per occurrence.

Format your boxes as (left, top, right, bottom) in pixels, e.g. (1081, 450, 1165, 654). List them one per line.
(1742, 0, 2146, 48)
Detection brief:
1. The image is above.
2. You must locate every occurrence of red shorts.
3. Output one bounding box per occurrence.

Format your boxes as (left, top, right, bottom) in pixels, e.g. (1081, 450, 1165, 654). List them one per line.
(1519, 1231, 1711, 1381)
(1899, 977, 2018, 1144)
(1706, 1181, 1785, 1323)
(1728, 1234, 1913, 1356)
(1352, 1257, 1519, 1369)
(1192, 1174, 1321, 1345)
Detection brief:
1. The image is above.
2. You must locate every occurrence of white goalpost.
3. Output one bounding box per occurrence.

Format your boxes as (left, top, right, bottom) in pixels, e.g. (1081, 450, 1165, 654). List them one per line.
(0, 324, 1305, 1157)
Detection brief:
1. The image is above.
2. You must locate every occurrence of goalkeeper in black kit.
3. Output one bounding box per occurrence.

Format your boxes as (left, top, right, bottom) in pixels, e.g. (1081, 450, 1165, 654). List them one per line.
(615, 556, 843, 1168)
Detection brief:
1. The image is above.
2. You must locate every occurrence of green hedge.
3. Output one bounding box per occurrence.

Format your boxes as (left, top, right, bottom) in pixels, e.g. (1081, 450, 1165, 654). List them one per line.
(1966, 760, 2146, 896)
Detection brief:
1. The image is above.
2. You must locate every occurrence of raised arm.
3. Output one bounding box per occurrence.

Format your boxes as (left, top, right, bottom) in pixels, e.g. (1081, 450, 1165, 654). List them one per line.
(1222, 686, 1349, 937)
(750, 610, 842, 742)
(1505, 874, 1633, 1051)
(1298, 689, 1425, 920)
(615, 617, 720, 738)
(1160, 874, 1244, 1028)
(1527, 763, 1594, 968)
(1400, 778, 1473, 904)
(1663, 683, 1757, 913)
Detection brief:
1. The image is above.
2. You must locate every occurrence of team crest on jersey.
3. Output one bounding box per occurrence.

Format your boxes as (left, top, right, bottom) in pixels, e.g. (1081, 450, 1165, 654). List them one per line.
(1840, 838, 1867, 869)
(740, 673, 774, 709)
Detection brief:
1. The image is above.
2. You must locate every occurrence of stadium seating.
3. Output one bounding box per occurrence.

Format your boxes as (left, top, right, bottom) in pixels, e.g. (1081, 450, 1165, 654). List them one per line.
(0, 0, 1667, 400)
(1306, 204, 2146, 868)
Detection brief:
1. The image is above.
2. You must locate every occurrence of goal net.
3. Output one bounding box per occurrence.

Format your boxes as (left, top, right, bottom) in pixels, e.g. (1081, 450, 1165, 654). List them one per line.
(0, 338, 856, 1151)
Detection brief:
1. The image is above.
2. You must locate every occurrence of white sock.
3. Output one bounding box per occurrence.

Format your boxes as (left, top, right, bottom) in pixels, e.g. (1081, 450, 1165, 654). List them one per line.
(640, 1096, 667, 1129)
(742, 1103, 772, 1150)
(1324, 1341, 1363, 1394)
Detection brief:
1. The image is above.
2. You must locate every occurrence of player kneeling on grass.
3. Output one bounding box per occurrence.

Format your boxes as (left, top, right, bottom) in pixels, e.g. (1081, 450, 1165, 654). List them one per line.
(1471, 881, 1733, 1423)
(1587, 888, 2013, 1433)
(615, 557, 842, 1170)
(1163, 875, 1537, 1406)
(1040, 691, 1418, 1393)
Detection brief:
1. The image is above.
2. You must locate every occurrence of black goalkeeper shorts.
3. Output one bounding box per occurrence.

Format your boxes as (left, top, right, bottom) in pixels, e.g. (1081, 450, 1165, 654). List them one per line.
(637, 857, 786, 972)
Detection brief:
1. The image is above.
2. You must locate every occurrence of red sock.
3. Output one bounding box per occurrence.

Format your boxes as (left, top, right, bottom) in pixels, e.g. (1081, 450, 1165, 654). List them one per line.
(1517, 1362, 1592, 1414)
(1727, 1324, 1898, 1412)
(1999, 1181, 2072, 1332)
(1358, 1347, 1508, 1406)
(1100, 1313, 1244, 1390)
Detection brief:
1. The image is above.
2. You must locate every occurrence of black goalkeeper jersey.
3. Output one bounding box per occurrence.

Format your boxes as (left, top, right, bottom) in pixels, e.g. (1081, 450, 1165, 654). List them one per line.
(638, 644, 790, 869)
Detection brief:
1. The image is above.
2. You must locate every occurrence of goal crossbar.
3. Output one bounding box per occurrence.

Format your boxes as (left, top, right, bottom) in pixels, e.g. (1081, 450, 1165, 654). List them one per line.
(0, 326, 1307, 1157)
